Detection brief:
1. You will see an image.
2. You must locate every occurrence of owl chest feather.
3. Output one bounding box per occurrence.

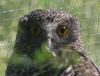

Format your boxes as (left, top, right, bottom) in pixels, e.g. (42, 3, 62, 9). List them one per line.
(62, 56, 100, 76)
(6, 45, 100, 76)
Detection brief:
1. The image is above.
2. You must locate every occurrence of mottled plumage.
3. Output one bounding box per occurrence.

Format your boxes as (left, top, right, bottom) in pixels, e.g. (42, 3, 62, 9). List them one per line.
(6, 9, 100, 76)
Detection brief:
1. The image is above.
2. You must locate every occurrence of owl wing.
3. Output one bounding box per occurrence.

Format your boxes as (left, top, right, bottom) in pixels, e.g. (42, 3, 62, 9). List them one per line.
(62, 53, 100, 76)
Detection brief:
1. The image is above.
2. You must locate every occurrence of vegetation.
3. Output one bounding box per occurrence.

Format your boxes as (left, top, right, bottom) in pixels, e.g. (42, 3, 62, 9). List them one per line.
(0, 0, 100, 76)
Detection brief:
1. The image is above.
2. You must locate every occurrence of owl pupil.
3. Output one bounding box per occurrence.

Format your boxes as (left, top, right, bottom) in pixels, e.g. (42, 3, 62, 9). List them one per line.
(60, 27, 66, 33)
(34, 27, 38, 32)
(33, 27, 39, 32)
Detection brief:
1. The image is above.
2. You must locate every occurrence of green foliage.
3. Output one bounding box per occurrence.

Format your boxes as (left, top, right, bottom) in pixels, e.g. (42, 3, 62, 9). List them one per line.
(31, 42, 64, 68)
(0, 0, 100, 76)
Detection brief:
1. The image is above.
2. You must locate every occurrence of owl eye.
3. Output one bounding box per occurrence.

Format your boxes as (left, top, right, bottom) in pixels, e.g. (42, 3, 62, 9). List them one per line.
(57, 25, 69, 37)
(31, 26, 41, 36)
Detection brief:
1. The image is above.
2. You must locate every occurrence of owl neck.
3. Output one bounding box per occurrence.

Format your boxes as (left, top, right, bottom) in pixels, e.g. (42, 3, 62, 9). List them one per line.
(63, 39, 85, 66)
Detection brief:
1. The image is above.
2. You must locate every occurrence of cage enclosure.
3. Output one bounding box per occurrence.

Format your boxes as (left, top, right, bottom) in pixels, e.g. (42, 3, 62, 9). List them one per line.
(0, 0, 100, 76)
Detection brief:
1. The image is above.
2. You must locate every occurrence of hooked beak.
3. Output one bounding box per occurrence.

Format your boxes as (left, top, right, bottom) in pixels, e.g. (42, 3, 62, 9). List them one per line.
(47, 36, 62, 57)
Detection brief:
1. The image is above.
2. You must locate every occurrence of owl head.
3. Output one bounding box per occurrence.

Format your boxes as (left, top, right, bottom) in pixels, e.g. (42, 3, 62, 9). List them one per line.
(15, 9, 83, 57)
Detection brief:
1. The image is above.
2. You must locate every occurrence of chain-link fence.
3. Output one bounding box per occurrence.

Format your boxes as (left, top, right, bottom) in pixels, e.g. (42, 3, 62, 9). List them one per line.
(0, 0, 100, 76)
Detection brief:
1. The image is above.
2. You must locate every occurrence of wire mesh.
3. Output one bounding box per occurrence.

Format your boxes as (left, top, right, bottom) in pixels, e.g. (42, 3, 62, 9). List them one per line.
(0, 0, 100, 76)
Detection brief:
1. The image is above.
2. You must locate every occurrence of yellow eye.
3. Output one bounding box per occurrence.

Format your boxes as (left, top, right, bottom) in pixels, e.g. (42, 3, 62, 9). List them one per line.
(57, 26, 69, 37)
(31, 26, 41, 36)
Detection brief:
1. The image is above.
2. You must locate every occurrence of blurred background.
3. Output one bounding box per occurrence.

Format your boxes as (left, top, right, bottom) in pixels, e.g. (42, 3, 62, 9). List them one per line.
(0, 0, 100, 76)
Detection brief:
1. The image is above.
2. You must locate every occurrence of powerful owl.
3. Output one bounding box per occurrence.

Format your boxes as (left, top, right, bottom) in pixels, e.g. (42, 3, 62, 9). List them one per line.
(6, 9, 100, 76)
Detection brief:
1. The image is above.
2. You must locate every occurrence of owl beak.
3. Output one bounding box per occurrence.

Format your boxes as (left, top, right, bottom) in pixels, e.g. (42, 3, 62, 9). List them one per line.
(47, 35, 62, 57)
